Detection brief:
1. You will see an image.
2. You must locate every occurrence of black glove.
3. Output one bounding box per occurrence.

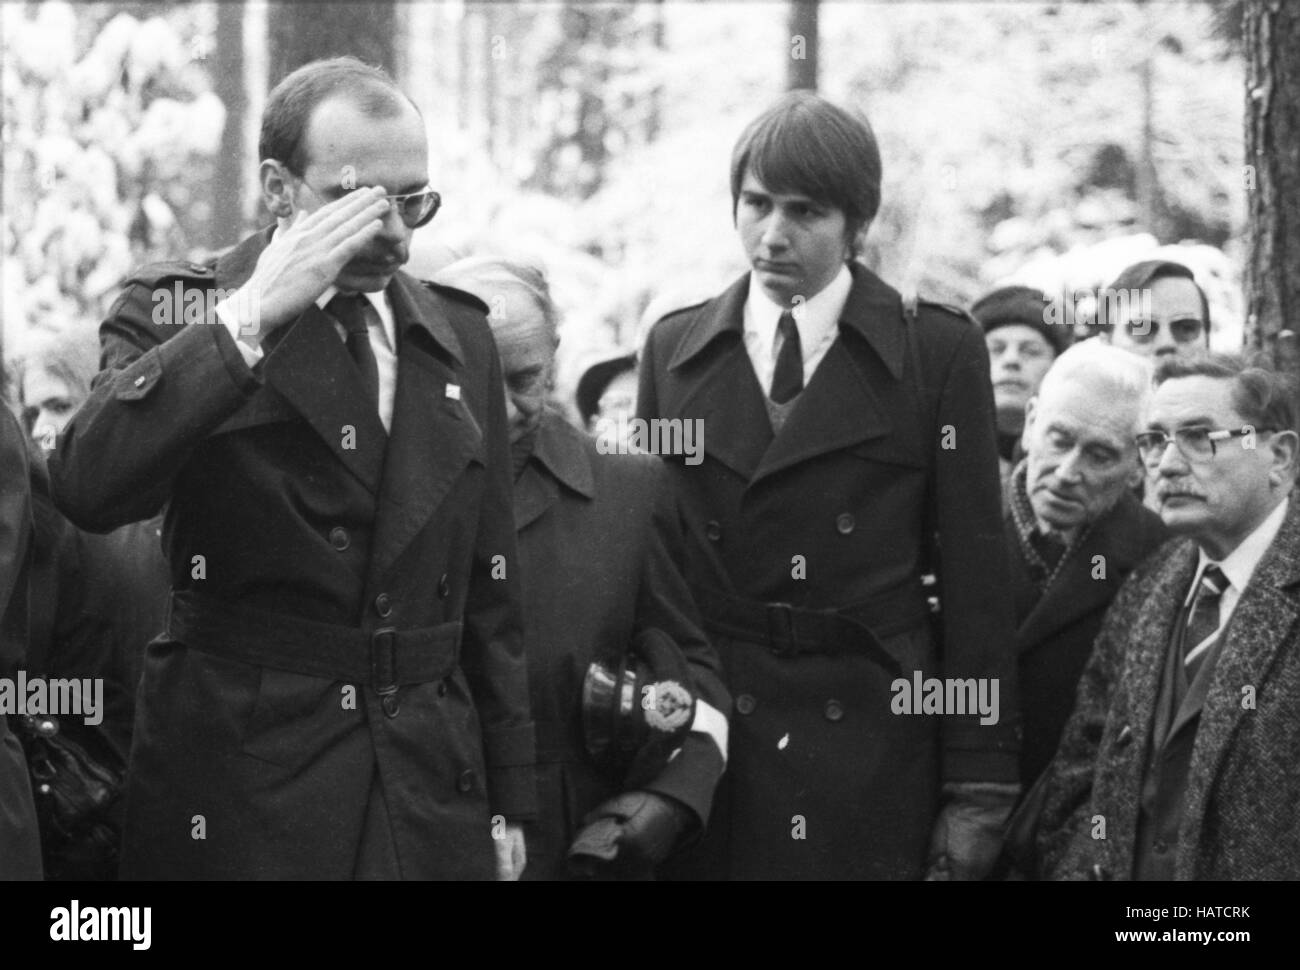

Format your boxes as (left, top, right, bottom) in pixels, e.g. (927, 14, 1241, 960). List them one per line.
(925, 781, 1021, 881)
(566, 791, 691, 880)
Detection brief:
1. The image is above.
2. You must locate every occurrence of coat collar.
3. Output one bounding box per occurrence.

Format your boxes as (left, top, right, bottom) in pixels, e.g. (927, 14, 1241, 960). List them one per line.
(363, 281, 484, 586)
(1179, 490, 1300, 864)
(214, 225, 463, 366)
(1116, 537, 1201, 787)
(214, 229, 484, 586)
(513, 412, 595, 532)
(667, 262, 907, 381)
(661, 262, 905, 484)
(1015, 492, 1163, 653)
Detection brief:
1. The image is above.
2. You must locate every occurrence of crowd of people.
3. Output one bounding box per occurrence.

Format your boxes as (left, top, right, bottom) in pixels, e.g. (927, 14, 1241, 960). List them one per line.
(2, 55, 1296, 882)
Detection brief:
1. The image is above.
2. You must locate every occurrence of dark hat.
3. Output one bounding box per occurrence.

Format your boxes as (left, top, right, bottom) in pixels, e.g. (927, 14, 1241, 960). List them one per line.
(969, 285, 1069, 355)
(581, 629, 696, 789)
(575, 351, 637, 426)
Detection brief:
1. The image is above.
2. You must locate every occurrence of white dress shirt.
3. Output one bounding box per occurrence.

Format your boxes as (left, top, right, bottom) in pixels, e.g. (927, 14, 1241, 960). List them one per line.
(1184, 496, 1290, 664)
(742, 263, 851, 395)
(216, 283, 399, 433)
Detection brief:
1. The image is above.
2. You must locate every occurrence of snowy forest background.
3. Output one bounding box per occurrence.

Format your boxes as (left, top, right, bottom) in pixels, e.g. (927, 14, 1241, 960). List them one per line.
(2, 1, 1248, 401)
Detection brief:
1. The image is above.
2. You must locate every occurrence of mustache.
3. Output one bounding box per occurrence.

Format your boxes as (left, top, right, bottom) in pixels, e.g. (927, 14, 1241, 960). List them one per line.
(1157, 485, 1205, 501)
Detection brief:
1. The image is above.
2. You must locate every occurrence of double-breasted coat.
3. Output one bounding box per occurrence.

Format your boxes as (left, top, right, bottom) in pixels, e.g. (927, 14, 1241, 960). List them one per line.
(514, 411, 728, 879)
(49, 228, 534, 880)
(1008, 490, 1168, 785)
(0, 407, 42, 880)
(638, 262, 1021, 880)
(1038, 494, 1300, 880)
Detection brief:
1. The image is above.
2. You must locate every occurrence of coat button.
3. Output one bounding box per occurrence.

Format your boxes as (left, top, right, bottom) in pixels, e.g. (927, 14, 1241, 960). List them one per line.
(329, 526, 349, 551)
(381, 693, 400, 718)
(824, 699, 844, 722)
(457, 769, 475, 793)
(1116, 724, 1133, 747)
(735, 694, 756, 716)
(1153, 839, 1169, 854)
(836, 513, 855, 535)
(374, 593, 392, 618)
(705, 520, 722, 542)
(437, 573, 451, 599)
(437, 679, 449, 697)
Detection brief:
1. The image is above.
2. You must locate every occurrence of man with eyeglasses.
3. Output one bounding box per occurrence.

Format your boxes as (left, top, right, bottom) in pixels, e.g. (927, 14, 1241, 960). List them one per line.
(1098, 260, 1211, 359)
(47, 57, 534, 880)
(1038, 353, 1300, 880)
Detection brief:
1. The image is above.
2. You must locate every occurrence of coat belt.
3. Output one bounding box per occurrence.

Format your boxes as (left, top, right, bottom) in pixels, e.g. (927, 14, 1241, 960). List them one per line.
(165, 590, 463, 695)
(696, 585, 930, 677)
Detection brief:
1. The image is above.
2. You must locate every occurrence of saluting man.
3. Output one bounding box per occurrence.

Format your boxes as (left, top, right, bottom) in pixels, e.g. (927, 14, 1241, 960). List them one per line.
(638, 92, 1022, 880)
(49, 57, 534, 880)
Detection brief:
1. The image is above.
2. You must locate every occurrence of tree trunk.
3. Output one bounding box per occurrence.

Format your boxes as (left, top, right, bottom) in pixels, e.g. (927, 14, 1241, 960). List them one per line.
(484, 1, 499, 170)
(647, 0, 665, 141)
(1244, 0, 1300, 365)
(787, 0, 819, 92)
(211, 0, 246, 250)
(266, 0, 397, 85)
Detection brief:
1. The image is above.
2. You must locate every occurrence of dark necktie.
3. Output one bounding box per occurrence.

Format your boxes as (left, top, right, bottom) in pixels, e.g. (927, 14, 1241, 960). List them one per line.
(1182, 564, 1227, 682)
(770, 310, 803, 404)
(326, 293, 381, 411)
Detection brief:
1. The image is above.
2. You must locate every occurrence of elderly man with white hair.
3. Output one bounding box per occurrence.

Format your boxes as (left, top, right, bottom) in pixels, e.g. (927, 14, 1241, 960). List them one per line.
(1004, 341, 1169, 799)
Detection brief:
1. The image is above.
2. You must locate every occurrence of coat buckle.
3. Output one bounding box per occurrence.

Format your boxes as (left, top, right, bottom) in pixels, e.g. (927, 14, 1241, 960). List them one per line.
(766, 602, 799, 658)
(371, 627, 400, 717)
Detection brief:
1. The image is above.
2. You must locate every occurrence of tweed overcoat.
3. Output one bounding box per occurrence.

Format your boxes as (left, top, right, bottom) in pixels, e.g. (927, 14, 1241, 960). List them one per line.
(1038, 493, 1300, 880)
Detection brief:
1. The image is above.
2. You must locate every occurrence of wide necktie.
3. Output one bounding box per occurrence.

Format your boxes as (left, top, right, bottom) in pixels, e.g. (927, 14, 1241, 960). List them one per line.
(770, 309, 803, 404)
(1182, 563, 1227, 682)
(326, 293, 381, 412)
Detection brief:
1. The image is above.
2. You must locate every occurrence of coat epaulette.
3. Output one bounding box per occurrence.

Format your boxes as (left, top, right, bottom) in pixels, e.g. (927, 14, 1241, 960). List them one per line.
(422, 279, 489, 315)
(655, 297, 709, 326)
(912, 296, 982, 332)
(121, 260, 217, 291)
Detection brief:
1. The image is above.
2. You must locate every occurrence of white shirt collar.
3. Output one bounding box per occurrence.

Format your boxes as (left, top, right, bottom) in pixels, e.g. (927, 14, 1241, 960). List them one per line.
(744, 263, 851, 359)
(316, 285, 395, 352)
(1192, 495, 1290, 601)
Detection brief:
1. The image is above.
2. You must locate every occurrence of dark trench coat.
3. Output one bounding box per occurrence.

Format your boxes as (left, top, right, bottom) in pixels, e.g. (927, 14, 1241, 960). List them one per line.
(49, 228, 534, 879)
(638, 262, 1021, 879)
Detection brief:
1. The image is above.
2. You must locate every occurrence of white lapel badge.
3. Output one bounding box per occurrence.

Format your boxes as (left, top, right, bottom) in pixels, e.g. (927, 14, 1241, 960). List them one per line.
(445, 384, 461, 401)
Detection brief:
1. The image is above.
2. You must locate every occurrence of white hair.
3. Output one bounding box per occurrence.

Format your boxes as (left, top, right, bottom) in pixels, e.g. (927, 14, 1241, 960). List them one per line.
(1034, 338, 1153, 434)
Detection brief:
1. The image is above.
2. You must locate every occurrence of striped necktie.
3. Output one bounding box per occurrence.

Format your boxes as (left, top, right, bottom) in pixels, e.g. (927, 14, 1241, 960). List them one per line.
(1182, 564, 1227, 681)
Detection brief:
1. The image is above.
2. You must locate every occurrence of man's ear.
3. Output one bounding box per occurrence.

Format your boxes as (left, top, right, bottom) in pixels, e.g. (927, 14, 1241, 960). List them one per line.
(260, 159, 294, 219)
(1267, 428, 1299, 489)
(1124, 452, 1146, 490)
(1020, 397, 1038, 452)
